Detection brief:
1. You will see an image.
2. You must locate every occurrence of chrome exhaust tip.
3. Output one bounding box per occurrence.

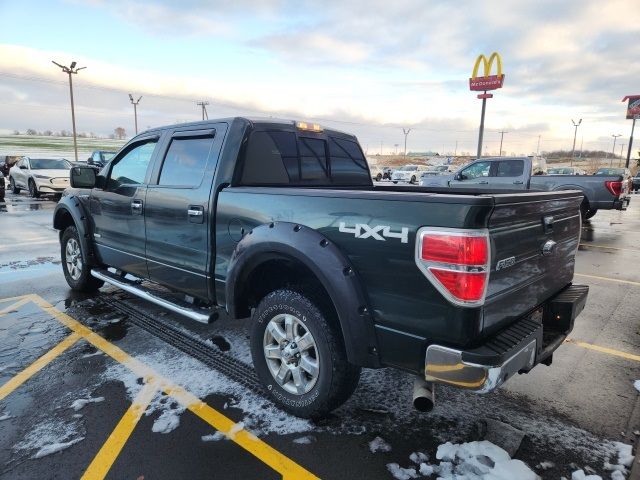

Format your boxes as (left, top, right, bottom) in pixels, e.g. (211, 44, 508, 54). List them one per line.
(413, 377, 435, 412)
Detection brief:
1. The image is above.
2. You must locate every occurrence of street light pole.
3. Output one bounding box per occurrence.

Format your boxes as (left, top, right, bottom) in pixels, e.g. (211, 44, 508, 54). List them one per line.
(52, 60, 85, 162)
(619, 144, 626, 167)
(610, 134, 621, 167)
(536, 135, 541, 155)
(129, 94, 142, 135)
(402, 128, 411, 156)
(498, 130, 508, 156)
(197, 101, 209, 120)
(570, 119, 582, 167)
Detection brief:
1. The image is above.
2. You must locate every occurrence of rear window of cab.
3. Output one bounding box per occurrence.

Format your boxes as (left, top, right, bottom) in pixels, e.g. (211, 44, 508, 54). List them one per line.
(239, 130, 371, 186)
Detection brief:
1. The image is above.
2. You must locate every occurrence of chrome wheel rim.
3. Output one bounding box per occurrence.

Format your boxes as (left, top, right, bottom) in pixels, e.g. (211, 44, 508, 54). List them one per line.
(263, 313, 320, 395)
(65, 238, 82, 281)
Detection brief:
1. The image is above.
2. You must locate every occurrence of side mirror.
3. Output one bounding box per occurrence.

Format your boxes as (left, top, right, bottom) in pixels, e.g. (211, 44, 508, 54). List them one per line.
(19, 165, 27, 170)
(70, 166, 97, 188)
(454, 173, 462, 181)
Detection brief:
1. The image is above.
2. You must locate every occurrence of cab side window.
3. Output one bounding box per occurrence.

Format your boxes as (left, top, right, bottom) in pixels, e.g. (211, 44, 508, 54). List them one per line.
(460, 161, 491, 180)
(496, 160, 524, 177)
(159, 135, 215, 187)
(108, 141, 157, 190)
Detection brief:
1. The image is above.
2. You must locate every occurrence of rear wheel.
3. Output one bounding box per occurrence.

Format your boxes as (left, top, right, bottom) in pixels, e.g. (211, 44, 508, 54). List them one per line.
(61, 226, 104, 292)
(584, 209, 598, 220)
(250, 289, 360, 418)
(375, 173, 382, 181)
(9, 177, 20, 194)
(28, 179, 40, 198)
(410, 175, 417, 184)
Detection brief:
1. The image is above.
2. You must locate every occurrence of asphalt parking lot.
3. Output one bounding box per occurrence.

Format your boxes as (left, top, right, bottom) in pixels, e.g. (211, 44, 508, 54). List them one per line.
(0, 191, 638, 480)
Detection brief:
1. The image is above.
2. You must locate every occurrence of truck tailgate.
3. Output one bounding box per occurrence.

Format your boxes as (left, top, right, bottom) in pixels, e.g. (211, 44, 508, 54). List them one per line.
(482, 191, 583, 335)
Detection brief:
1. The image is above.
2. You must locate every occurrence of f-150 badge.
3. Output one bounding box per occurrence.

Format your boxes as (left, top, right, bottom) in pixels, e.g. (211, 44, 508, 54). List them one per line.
(496, 256, 516, 271)
(339, 222, 409, 243)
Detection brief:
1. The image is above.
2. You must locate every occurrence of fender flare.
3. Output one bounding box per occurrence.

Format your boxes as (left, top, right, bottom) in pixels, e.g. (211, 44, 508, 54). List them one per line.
(226, 221, 380, 368)
(53, 195, 99, 266)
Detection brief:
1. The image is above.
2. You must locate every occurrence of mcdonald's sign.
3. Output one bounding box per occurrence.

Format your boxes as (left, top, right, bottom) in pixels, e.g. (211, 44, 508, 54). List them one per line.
(469, 52, 505, 91)
(622, 95, 640, 119)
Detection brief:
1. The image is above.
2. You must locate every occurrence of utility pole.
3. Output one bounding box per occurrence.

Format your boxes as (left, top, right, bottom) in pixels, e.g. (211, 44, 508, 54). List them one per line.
(454, 140, 458, 157)
(579, 136, 583, 158)
(197, 101, 209, 120)
(402, 128, 411, 156)
(129, 94, 142, 135)
(498, 131, 508, 156)
(52, 60, 85, 162)
(610, 134, 621, 166)
(380, 140, 383, 155)
(394, 143, 399, 155)
(536, 135, 541, 155)
(619, 144, 626, 167)
(570, 119, 582, 166)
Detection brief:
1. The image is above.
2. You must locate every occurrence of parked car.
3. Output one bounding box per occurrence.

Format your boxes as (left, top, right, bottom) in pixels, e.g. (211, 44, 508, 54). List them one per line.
(87, 150, 117, 169)
(420, 165, 451, 178)
(54, 117, 588, 418)
(422, 156, 630, 219)
(391, 165, 424, 184)
(9, 157, 72, 198)
(1, 155, 21, 177)
(369, 165, 385, 181)
(0, 172, 5, 202)
(379, 166, 393, 180)
(632, 174, 640, 193)
(547, 167, 586, 175)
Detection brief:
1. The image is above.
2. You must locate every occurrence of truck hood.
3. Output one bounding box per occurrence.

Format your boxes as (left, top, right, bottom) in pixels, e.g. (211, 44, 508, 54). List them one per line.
(30, 169, 71, 179)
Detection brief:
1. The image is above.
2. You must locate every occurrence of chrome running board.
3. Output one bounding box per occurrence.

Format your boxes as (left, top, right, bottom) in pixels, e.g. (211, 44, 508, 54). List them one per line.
(91, 269, 217, 324)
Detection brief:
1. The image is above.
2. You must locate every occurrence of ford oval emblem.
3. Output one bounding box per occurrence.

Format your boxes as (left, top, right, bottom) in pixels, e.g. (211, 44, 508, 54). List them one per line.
(542, 239, 556, 256)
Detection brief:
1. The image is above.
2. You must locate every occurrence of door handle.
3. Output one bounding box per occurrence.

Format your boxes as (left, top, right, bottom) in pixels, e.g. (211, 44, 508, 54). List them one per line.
(131, 199, 143, 215)
(513, 180, 524, 184)
(478, 181, 489, 184)
(188, 205, 205, 224)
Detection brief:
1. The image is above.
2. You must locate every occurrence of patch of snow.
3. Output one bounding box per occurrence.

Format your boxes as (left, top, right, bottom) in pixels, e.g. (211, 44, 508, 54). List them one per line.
(386, 463, 418, 480)
(369, 436, 392, 453)
(390, 440, 540, 480)
(634, 380, 640, 393)
(570, 469, 602, 480)
(70, 396, 104, 411)
(152, 408, 181, 434)
(418, 462, 434, 476)
(409, 452, 428, 464)
(613, 441, 634, 467)
(536, 460, 555, 470)
(15, 418, 84, 459)
(227, 421, 244, 440)
(0, 412, 12, 421)
(32, 437, 85, 459)
(293, 435, 315, 445)
(81, 351, 104, 359)
(201, 432, 226, 442)
(610, 470, 625, 480)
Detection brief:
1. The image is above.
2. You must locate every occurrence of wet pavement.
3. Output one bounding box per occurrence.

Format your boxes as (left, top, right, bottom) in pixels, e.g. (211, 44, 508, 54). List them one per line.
(0, 191, 638, 480)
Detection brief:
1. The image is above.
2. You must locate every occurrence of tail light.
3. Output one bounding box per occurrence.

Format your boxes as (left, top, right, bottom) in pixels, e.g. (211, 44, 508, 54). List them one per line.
(605, 180, 623, 196)
(415, 228, 490, 306)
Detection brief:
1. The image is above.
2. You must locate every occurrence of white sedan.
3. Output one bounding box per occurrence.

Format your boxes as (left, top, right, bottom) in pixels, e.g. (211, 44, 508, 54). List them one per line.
(9, 157, 72, 198)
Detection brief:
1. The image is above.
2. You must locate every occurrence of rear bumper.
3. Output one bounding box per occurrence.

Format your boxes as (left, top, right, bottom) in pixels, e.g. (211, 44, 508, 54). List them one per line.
(424, 284, 589, 393)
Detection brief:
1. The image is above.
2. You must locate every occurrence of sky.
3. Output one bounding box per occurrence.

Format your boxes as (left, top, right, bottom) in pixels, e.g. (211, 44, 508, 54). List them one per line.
(0, 0, 639, 155)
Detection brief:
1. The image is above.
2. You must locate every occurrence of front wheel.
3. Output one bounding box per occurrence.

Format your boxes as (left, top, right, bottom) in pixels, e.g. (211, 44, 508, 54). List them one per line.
(375, 173, 382, 181)
(28, 179, 40, 198)
(61, 226, 104, 292)
(250, 289, 360, 418)
(410, 175, 416, 184)
(9, 177, 20, 194)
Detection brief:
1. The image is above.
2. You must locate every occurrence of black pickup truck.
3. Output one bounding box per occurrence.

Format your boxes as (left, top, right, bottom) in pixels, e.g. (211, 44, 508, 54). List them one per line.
(54, 117, 588, 418)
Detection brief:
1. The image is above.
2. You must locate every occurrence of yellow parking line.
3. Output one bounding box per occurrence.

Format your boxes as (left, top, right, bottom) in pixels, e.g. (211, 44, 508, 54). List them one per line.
(575, 273, 640, 287)
(81, 382, 158, 480)
(565, 339, 640, 362)
(0, 297, 32, 317)
(26, 294, 319, 480)
(0, 332, 81, 402)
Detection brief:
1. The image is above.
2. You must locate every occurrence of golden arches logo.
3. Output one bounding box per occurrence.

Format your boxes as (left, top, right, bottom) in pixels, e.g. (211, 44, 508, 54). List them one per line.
(469, 52, 505, 91)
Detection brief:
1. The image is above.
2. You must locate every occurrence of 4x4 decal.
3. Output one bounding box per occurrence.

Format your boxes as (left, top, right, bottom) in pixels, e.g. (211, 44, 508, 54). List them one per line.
(339, 222, 409, 243)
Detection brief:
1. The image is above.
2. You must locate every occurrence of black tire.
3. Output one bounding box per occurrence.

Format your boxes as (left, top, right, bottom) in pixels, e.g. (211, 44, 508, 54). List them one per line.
(250, 289, 361, 418)
(28, 179, 40, 198)
(585, 209, 598, 220)
(410, 175, 416, 184)
(580, 199, 590, 220)
(376, 173, 382, 181)
(61, 226, 104, 292)
(9, 177, 20, 194)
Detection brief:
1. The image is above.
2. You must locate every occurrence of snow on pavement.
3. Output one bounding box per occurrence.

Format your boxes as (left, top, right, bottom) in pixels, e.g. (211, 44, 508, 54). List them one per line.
(369, 436, 392, 453)
(32, 437, 85, 459)
(70, 396, 104, 411)
(634, 380, 640, 393)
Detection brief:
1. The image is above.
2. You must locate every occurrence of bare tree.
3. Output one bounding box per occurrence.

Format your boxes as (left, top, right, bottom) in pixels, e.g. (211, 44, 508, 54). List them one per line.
(26, 128, 37, 135)
(43, 130, 53, 136)
(12, 129, 20, 135)
(114, 127, 126, 140)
